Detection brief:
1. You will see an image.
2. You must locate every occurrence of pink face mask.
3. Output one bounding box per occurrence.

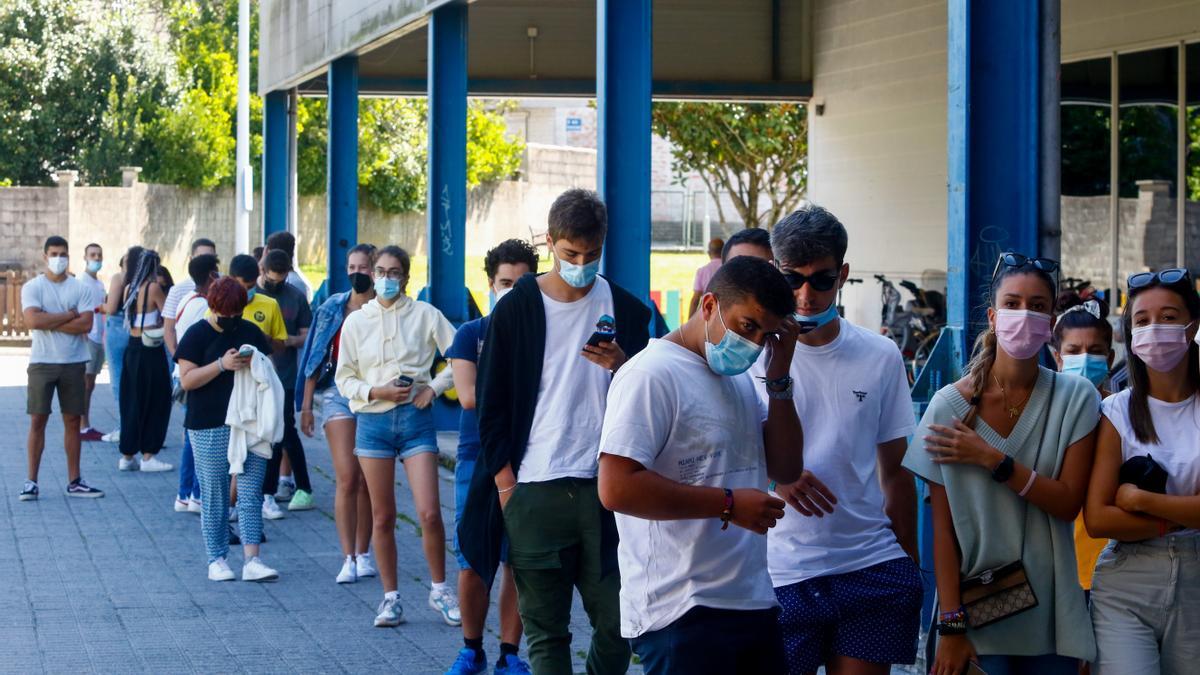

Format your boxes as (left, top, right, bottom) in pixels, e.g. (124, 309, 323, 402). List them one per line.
(993, 309, 1052, 360)
(1131, 323, 1193, 372)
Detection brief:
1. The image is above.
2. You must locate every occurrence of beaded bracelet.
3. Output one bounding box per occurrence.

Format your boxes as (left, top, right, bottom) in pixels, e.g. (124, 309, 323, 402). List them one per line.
(938, 606, 968, 635)
(719, 488, 734, 530)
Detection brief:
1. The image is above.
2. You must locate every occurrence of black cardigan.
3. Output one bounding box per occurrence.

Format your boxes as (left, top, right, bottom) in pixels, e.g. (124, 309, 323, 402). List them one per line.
(459, 273, 652, 586)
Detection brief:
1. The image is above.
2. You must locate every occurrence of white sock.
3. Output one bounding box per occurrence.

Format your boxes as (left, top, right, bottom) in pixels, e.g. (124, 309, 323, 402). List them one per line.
(281, 474, 294, 484)
(431, 581, 448, 593)
(385, 590, 399, 601)
(346, 555, 355, 563)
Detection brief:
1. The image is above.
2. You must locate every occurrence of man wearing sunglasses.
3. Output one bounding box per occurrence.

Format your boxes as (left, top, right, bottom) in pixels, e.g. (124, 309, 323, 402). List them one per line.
(750, 205, 922, 675)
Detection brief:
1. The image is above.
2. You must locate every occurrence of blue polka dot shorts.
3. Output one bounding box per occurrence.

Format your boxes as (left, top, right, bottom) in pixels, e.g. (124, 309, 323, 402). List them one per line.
(775, 556, 924, 674)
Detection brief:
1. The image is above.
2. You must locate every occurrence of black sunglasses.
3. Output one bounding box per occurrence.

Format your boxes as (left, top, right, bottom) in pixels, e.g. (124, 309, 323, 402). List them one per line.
(1128, 268, 1190, 290)
(779, 269, 840, 292)
(991, 252, 1059, 286)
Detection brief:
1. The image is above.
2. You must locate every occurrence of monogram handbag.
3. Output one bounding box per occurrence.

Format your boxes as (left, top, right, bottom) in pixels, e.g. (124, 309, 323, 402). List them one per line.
(958, 372, 1055, 630)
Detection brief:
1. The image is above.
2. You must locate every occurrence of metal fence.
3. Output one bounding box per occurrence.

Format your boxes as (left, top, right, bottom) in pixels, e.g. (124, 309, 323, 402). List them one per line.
(650, 189, 792, 250)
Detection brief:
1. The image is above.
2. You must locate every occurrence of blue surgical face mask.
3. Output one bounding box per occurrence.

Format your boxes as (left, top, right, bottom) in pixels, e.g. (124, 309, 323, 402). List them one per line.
(704, 301, 764, 376)
(558, 256, 600, 289)
(246, 287, 257, 300)
(1061, 353, 1109, 387)
(792, 302, 839, 334)
(374, 276, 401, 300)
(86, 260, 102, 274)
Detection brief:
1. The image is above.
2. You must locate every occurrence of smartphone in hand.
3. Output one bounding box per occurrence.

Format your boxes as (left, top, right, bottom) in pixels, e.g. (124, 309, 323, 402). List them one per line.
(237, 345, 254, 358)
(585, 331, 616, 349)
(394, 375, 414, 387)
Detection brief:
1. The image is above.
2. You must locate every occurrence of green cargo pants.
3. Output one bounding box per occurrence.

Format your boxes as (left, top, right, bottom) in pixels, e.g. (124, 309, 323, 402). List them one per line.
(502, 477, 630, 675)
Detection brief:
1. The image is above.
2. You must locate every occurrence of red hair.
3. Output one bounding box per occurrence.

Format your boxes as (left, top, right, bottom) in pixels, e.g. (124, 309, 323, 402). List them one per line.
(207, 276, 248, 317)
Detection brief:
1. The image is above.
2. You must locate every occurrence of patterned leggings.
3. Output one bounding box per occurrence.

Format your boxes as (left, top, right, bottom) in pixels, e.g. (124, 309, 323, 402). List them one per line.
(189, 426, 267, 563)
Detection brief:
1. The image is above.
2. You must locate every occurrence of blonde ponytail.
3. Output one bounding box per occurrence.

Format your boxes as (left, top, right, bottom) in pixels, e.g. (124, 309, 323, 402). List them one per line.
(962, 327, 997, 427)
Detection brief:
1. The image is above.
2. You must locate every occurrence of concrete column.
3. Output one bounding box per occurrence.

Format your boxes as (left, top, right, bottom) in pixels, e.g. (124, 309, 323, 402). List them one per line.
(262, 90, 290, 241)
(597, 0, 652, 303)
(426, 3, 468, 323)
(326, 57, 359, 295)
(119, 166, 142, 188)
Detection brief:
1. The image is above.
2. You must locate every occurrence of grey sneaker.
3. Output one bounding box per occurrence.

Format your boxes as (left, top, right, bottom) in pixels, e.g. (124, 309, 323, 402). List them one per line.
(66, 478, 104, 498)
(429, 586, 462, 626)
(19, 481, 38, 501)
(374, 595, 406, 627)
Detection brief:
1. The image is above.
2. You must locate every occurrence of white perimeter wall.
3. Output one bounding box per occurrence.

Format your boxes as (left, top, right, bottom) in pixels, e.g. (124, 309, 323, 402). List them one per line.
(807, 0, 1199, 331)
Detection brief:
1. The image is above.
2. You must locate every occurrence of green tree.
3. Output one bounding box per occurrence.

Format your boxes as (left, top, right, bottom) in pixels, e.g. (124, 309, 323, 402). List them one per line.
(652, 102, 808, 230)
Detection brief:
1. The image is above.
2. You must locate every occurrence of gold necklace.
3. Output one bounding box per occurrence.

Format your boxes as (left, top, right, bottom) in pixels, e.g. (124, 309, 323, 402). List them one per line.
(993, 374, 1033, 419)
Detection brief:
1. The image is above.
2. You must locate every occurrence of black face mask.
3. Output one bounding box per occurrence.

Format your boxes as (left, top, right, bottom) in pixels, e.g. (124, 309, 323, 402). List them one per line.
(349, 272, 372, 294)
(260, 280, 282, 296)
(215, 316, 239, 332)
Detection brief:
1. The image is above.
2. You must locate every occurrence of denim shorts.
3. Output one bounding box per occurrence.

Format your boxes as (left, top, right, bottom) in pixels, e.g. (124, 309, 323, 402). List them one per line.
(453, 445, 507, 570)
(316, 387, 355, 427)
(354, 403, 438, 460)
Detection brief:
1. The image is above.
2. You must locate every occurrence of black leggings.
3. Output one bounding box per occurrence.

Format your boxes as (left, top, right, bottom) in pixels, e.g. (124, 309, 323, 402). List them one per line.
(119, 338, 171, 456)
(263, 389, 311, 494)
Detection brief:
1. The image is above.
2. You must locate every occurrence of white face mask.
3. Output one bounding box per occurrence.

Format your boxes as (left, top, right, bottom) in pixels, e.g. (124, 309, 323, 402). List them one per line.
(494, 287, 513, 302)
(47, 256, 68, 275)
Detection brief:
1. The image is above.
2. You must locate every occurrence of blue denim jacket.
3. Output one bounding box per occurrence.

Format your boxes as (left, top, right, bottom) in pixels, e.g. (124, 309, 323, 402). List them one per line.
(294, 290, 351, 409)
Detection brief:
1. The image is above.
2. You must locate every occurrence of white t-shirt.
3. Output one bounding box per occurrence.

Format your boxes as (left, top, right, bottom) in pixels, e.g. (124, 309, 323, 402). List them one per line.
(287, 269, 311, 300)
(162, 277, 197, 320)
(750, 318, 916, 587)
(1102, 389, 1200, 536)
(22, 274, 93, 364)
(519, 277, 616, 483)
(600, 339, 777, 638)
(80, 272, 106, 345)
(172, 291, 209, 378)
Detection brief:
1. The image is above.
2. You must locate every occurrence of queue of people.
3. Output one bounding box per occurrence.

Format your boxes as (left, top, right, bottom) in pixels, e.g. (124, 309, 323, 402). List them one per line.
(17, 188, 1200, 675)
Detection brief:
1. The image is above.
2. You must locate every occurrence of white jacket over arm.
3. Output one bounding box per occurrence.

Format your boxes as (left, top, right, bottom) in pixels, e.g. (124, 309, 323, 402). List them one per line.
(226, 346, 284, 474)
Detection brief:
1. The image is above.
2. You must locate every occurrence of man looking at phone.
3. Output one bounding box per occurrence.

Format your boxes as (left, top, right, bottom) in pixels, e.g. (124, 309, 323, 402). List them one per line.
(751, 205, 922, 675)
(461, 189, 651, 675)
(444, 239, 538, 675)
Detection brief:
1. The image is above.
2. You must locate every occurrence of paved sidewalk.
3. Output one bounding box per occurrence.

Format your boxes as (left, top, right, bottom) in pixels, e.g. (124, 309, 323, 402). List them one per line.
(0, 348, 606, 674)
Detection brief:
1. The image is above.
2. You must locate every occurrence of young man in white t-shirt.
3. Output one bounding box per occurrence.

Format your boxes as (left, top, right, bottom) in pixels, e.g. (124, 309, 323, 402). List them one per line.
(79, 243, 108, 441)
(598, 255, 804, 674)
(163, 237, 218, 355)
(21, 236, 104, 500)
(462, 189, 651, 675)
(751, 205, 922, 675)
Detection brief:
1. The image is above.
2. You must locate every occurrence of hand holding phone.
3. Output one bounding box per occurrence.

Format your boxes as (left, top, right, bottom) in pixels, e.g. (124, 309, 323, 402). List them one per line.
(585, 331, 616, 349)
(238, 345, 255, 358)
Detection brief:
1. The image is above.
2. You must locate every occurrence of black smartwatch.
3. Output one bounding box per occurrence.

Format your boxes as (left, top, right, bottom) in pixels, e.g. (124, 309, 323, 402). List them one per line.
(991, 455, 1015, 483)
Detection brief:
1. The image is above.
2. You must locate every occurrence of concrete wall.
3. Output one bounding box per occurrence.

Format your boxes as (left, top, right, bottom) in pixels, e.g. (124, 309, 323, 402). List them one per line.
(0, 145, 599, 281)
(806, 0, 949, 329)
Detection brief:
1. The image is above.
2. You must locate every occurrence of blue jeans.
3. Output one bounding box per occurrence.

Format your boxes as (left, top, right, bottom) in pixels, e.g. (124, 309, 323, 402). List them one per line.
(631, 606, 785, 675)
(175, 397, 199, 500)
(975, 654, 1078, 675)
(104, 315, 129, 429)
(353, 404, 437, 460)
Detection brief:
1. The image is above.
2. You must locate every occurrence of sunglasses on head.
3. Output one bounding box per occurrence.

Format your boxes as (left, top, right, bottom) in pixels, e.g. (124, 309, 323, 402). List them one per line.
(1127, 268, 1190, 290)
(779, 268, 840, 292)
(991, 252, 1059, 286)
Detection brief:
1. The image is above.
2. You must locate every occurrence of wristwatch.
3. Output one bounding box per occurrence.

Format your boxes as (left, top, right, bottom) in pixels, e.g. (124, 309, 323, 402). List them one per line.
(763, 375, 794, 400)
(991, 455, 1015, 483)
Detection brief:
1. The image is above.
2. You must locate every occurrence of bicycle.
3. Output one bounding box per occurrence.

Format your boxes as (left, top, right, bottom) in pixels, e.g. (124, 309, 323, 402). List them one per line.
(876, 274, 947, 382)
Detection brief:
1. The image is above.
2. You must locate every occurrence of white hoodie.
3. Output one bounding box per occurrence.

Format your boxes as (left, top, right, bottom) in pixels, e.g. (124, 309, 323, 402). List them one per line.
(225, 345, 284, 474)
(335, 295, 457, 414)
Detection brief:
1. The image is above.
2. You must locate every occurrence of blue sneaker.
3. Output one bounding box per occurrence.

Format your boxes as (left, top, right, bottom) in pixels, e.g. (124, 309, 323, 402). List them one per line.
(493, 654, 532, 675)
(444, 648, 488, 675)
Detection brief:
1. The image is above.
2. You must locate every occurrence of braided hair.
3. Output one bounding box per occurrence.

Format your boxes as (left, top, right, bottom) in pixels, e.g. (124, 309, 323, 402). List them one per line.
(122, 249, 161, 328)
(961, 260, 1056, 426)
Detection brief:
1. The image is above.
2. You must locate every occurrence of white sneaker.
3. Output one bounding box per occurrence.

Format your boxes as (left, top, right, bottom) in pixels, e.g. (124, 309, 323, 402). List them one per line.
(208, 558, 235, 582)
(275, 479, 295, 501)
(336, 556, 357, 584)
(118, 456, 139, 471)
(187, 497, 202, 515)
(174, 497, 190, 512)
(429, 586, 462, 626)
(356, 552, 378, 578)
(242, 557, 279, 582)
(374, 595, 406, 627)
(261, 495, 285, 520)
(101, 430, 120, 443)
(139, 457, 173, 472)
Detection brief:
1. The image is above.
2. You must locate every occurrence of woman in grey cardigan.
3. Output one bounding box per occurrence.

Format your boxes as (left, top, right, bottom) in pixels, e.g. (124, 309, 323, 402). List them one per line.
(904, 253, 1099, 675)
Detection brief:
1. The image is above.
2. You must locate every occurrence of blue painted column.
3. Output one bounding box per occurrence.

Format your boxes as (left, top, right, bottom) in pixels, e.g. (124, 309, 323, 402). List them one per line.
(947, 0, 1046, 354)
(262, 90, 289, 240)
(597, 0, 652, 302)
(326, 56, 359, 296)
(427, 3, 468, 323)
